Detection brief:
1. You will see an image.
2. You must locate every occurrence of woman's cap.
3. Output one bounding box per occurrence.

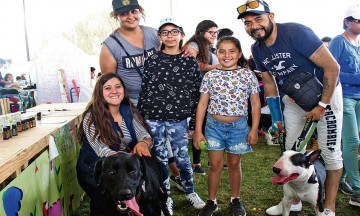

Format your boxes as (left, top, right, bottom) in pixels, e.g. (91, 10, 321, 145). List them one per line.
(112, 0, 140, 14)
(159, 17, 184, 33)
(344, 4, 360, 19)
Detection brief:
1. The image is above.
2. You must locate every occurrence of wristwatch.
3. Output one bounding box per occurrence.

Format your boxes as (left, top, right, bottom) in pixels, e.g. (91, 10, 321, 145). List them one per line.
(318, 101, 330, 109)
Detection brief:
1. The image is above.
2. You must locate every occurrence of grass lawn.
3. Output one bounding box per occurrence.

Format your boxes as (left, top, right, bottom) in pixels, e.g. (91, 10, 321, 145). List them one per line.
(72, 137, 359, 216)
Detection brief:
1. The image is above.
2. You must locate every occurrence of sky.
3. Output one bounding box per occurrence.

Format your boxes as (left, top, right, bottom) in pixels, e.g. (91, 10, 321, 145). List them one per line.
(0, 0, 358, 64)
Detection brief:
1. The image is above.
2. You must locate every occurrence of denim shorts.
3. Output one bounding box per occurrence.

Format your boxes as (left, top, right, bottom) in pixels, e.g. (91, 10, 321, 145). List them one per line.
(205, 114, 252, 154)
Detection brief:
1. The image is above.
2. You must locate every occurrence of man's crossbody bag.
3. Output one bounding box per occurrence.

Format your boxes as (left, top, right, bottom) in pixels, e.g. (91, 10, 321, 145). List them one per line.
(262, 43, 323, 111)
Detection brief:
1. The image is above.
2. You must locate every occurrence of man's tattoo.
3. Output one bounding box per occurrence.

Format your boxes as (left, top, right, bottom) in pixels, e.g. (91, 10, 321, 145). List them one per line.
(323, 76, 330, 97)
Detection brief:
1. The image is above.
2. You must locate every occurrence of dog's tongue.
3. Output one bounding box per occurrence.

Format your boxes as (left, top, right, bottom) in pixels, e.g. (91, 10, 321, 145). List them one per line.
(272, 173, 299, 185)
(122, 198, 143, 216)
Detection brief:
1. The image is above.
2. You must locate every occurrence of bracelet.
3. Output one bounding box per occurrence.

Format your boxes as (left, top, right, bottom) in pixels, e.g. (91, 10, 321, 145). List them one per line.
(139, 140, 151, 148)
(318, 101, 329, 109)
(317, 105, 326, 111)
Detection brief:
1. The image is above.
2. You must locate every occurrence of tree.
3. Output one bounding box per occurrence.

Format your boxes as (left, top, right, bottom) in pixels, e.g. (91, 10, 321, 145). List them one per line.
(64, 12, 117, 55)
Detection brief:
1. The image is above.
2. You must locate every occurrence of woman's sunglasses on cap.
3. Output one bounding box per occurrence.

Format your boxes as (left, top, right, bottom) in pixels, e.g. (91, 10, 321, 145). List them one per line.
(237, 0, 266, 14)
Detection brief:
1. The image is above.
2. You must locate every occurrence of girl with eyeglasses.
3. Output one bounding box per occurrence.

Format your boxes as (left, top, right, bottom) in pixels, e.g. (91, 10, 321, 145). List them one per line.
(186, 20, 221, 74)
(100, 1, 193, 107)
(137, 17, 206, 214)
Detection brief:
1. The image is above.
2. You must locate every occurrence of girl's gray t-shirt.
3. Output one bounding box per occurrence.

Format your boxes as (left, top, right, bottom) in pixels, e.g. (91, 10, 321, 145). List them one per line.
(103, 26, 160, 106)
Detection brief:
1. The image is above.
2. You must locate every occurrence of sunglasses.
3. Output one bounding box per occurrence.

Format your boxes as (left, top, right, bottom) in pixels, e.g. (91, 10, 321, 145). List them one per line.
(159, 29, 182, 36)
(237, 0, 264, 14)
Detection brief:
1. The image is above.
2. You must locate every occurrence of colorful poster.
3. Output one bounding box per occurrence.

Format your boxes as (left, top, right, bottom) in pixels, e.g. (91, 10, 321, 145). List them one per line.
(0, 121, 83, 215)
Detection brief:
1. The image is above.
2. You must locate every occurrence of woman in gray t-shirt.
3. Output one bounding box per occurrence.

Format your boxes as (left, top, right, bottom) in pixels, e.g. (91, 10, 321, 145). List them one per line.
(100, 0, 160, 106)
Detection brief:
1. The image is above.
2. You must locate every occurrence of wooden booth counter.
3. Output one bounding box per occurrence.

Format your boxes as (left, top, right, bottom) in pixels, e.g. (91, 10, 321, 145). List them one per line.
(0, 103, 87, 216)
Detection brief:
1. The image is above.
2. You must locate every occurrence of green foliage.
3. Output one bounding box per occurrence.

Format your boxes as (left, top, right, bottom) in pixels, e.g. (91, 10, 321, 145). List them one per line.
(63, 12, 117, 55)
(72, 137, 359, 215)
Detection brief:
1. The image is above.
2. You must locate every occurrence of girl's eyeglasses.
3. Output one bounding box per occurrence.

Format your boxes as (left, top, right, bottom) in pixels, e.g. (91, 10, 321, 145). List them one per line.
(159, 29, 182, 36)
(237, 0, 264, 14)
(206, 31, 218, 36)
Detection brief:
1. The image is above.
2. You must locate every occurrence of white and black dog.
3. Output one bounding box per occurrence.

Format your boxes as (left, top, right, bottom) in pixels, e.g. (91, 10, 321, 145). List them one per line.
(271, 149, 326, 215)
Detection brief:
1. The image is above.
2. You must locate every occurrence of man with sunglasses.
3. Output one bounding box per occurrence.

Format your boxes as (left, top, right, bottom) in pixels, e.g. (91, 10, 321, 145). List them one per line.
(237, 1, 343, 216)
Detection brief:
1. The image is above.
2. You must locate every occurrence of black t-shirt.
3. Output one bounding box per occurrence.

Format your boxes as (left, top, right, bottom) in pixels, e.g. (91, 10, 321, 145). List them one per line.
(138, 51, 201, 129)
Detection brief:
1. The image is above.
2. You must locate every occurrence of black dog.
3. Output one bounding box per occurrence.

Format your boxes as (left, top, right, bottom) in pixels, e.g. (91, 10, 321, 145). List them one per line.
(94, 152, 170, 216)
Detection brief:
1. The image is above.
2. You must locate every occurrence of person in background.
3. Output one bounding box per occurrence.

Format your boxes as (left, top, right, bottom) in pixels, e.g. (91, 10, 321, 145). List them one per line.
(76, 73, 153, 216)
(20, 73, 27, 80)
(322, 36, 332, 47)
(238, 1, 343, 215)
(16, 76, 27, 87)
(20, 73, 29, 86)
(194, 36, 260, 216)
(186, 20, 221, 73)
(90, 67, 96, 80)
(0, 64, 4, 86)
(99, 0, 159, 106)
(96, 72, 102, 80)
(185, 20, 221, 175)
(328, 3, 360, 207)
(217, 28, 234, 39)
(137, 17, 205, 214)
(3, 73, 20, 89)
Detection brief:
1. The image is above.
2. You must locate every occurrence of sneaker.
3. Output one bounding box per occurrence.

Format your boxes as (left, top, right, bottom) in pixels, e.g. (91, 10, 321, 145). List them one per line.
(230, 198, 246, 216)
(170, 175, 185, 192)
(265, 201, 302, 215)
(323, 208, 335, 216)
(339, 181, 353, 195)
(349, 194, 360, 207)
(186, 192, 206, 209)
(198, 200, 218, 216)
(166, 196, 173, 215)
(193, 165, 206, 175)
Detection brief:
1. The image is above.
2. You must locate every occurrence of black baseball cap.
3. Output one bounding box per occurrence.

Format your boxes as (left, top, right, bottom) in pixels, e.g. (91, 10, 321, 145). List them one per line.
(112, 0, 140, 14)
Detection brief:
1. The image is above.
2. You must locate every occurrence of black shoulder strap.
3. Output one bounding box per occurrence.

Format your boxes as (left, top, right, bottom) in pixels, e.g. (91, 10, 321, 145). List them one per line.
(110, 34, 143, 77)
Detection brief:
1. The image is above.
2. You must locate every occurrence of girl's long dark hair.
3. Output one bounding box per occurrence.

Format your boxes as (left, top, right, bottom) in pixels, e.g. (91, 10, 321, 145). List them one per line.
(185, 35, 210, 64)
(185, 20, 218, 64)
(79, 73, 148, 146)
(216, 36, 248, 68)
(4, 73, 13, 82)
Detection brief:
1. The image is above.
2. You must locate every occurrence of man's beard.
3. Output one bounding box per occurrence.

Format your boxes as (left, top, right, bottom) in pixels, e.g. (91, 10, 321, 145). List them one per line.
(251, 21, 274, 42)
